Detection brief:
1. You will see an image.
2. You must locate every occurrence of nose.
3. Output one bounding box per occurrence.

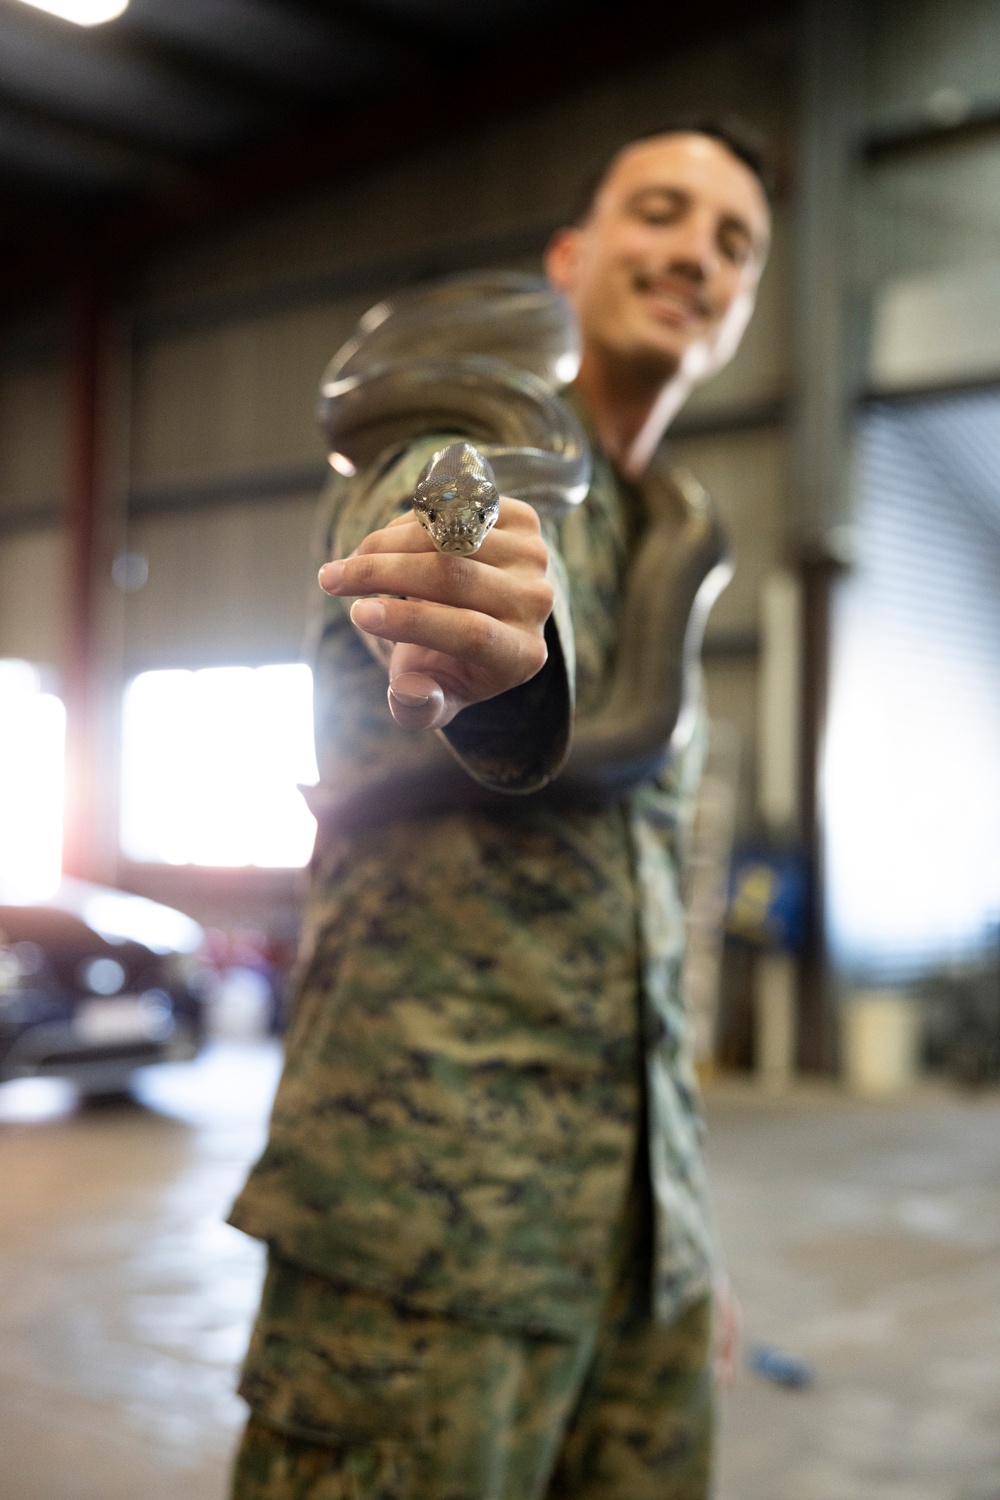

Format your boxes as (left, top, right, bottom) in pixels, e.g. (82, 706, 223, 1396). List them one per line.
(661, 208, 720, 281)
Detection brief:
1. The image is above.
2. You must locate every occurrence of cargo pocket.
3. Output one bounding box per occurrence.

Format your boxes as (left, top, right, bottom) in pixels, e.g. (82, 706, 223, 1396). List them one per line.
(238, 1255, 430, 1449)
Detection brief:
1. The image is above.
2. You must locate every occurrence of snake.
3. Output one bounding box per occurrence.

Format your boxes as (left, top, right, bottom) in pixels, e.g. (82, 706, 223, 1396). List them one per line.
(313, 270, 731, 815)
(411, 440, 501, 555)
(317, 270, 591, 553)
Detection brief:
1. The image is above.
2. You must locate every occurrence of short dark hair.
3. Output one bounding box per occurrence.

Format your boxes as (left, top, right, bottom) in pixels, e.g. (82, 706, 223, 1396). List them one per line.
(565, 116, 776, 227)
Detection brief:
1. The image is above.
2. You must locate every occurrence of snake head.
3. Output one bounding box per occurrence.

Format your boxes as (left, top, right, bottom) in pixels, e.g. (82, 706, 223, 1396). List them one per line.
(412, 441, 500, 555)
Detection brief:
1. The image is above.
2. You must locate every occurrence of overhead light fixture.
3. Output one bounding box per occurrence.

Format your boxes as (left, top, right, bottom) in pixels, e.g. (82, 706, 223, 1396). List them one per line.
(15, 0, 129, 25)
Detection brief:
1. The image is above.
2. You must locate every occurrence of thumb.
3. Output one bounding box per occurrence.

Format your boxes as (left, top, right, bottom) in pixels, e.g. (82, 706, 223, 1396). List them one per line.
(387, 669, 446, 731)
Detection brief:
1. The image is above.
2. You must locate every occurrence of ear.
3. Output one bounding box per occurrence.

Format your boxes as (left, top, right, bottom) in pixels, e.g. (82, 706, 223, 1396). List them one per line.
(544, 227, 581, 294)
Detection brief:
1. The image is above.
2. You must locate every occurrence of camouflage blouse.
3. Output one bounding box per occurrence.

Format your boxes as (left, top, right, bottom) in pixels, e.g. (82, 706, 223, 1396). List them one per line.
(229, 425, 716, 1338)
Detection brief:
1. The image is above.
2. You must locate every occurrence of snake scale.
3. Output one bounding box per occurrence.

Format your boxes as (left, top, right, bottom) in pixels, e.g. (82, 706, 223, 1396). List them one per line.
(314, 270, 731, 816)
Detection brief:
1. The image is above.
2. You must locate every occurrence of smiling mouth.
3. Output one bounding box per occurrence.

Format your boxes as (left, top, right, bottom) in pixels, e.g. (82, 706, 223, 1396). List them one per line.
(633, 275, 708, 324)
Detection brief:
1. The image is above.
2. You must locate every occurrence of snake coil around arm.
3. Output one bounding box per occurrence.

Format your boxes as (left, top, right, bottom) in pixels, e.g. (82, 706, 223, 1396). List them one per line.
(314, 270, 730, 817)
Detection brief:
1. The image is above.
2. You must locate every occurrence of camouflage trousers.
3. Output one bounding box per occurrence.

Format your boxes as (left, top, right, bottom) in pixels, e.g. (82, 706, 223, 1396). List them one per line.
(230, 1174, 714, 1500)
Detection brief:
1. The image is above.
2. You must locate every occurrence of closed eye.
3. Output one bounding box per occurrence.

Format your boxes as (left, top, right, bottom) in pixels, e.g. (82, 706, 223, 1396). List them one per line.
(628, 186, 687, 226)
(718, 217, 753, 266)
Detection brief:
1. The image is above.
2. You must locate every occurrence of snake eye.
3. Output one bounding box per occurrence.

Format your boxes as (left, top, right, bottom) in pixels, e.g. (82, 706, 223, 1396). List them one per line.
(427, 509, 437, 522)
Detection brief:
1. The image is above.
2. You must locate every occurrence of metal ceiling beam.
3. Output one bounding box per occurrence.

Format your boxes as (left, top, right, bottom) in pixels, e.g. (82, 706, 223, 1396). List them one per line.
(0, 91, 191, 194)
(108, 0, 787, 247)
(864, 103, 1000, 165)
(0, 0, 429, 205)
(0, 0, 788, 319)
(0, 0, 399, 136)
(294, 0, 605, 52)
(0, 79, 257, 173)
(0, 4, 258, 181)
(92, 22, 328, 121)
(280, 0, 470, 61)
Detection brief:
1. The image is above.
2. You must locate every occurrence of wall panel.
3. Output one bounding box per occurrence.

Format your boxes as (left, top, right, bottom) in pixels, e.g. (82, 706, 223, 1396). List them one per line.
(0, 526, 68, 669)
(121, 495, 317, 673)
(130, 300, 366, 489)
(859, 137, 1000, 290)
(702, 656, 759, 832)
(868, 0, 1000, 126)
(0, 362, 65, 518)
(669, 428, 788, 639)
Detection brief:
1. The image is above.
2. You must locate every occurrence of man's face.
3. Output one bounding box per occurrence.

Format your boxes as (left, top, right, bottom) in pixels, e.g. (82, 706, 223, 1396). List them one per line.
(546, 132, 771, 383)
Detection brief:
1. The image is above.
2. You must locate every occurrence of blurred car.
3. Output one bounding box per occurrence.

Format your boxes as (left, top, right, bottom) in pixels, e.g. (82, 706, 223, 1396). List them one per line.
(0, 877, 207, 1096)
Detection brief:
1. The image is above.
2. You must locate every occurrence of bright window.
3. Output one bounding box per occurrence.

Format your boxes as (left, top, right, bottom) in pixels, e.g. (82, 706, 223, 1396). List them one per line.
(825, 395, 1000, 981)
(0, 660, 65, 901)
(120, 665, 319, 868)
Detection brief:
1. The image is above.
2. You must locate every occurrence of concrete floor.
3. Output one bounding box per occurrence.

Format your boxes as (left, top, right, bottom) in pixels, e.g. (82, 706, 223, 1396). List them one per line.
(709, 1084, 1000, 1500)
(1, 1048, 998, 1499)
(0, 1044, 279, 1500)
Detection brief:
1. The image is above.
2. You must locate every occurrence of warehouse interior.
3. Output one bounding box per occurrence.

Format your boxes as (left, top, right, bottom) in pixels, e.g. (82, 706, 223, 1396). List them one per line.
(1, 0, 999, 1495)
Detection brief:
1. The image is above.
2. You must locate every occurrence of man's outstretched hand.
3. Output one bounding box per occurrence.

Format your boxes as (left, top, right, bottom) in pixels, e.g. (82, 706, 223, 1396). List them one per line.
(318, 497, 555, 732)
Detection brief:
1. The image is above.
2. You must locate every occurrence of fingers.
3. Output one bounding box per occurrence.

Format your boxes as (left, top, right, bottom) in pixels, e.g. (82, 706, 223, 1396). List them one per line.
(322, 496, 552, 732)
(318, 526, 540, 581)
(349, 595, 547, 685)
(713, 1277, 742, 1389)
(345, 527, 545, 572)
(320, 549, 554, 625)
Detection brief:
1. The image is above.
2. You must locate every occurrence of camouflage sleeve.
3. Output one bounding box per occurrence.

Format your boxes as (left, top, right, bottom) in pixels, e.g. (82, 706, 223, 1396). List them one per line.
(308, 437, 576, 798)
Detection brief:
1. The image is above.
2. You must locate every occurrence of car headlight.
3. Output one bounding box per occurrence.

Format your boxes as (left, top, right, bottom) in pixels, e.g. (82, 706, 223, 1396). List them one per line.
(139, 989, 175, 1041)
(78, 956, 126, 995)
(160, 951, 213, 998)
(0, 948, 20, 992)
(0, 942, 44, 992)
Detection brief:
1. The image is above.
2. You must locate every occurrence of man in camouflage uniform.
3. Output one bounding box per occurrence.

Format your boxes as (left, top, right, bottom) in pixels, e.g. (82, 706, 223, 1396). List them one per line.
(229, 124, 772, 1499)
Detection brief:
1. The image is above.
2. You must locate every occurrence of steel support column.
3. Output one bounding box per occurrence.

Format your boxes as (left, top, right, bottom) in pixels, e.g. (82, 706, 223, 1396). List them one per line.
(790, 0, 866, 1070)
(63, 276, 111, 882)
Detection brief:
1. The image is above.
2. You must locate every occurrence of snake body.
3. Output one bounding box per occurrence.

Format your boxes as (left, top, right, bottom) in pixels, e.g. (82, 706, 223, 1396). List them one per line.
(314, 270, 730, 811)
(317, 271, 591, 543)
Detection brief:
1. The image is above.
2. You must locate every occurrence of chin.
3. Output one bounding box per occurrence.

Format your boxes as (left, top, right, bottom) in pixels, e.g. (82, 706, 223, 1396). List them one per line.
(620, 338, 684, 385)
(623, 320, 690, 368)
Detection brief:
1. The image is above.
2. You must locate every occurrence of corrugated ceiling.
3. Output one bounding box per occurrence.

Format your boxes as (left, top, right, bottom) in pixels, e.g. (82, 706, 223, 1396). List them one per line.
(0, 0, 778, 313)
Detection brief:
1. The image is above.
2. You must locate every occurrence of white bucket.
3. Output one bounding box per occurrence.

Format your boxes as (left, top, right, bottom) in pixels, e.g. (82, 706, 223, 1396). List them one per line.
(842, 992, 921, 1096)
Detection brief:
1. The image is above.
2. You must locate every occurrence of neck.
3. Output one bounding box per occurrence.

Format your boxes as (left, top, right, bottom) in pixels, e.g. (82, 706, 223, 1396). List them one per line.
(573, 346, 686, 476)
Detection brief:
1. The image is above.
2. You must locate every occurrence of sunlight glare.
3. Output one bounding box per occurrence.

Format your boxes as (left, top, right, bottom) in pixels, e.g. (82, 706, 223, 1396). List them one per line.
(120, 664, 319, 868)
(825, 593, 1000, 976)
